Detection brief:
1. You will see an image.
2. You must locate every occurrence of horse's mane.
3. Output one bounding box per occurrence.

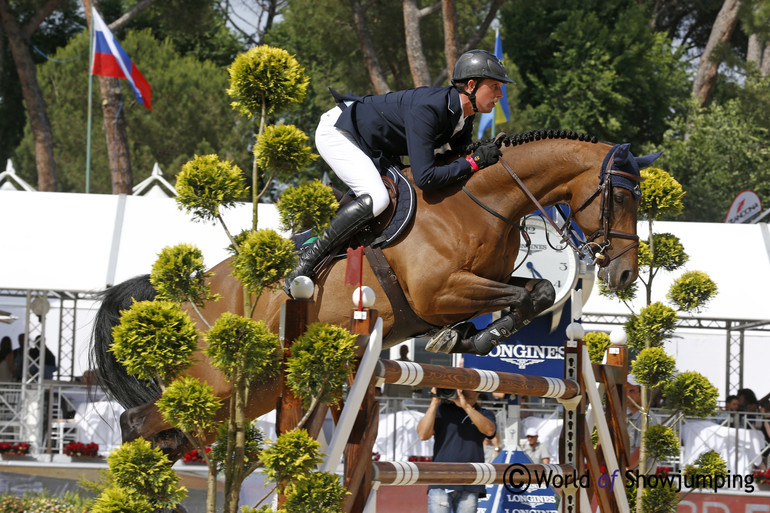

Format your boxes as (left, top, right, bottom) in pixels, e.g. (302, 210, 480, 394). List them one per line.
(468, 129, 600, 153)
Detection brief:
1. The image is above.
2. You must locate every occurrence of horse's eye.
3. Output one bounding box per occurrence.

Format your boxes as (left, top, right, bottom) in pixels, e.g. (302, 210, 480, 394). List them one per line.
(613, 192, 626, 205)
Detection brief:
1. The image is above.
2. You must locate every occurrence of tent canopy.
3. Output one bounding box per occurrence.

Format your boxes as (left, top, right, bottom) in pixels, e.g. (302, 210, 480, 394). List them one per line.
(0, 190, 283, 293)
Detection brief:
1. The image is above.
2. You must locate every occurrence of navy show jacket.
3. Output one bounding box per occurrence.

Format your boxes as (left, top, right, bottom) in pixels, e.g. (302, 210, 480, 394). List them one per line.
(331, 86, 476, 190)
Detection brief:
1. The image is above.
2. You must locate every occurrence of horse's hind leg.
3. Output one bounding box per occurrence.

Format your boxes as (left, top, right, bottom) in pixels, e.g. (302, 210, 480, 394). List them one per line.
(427, 277, 555, 355)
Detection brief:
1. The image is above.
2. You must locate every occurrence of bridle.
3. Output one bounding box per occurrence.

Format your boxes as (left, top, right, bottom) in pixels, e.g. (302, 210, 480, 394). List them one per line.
(462, 145, 643, 268)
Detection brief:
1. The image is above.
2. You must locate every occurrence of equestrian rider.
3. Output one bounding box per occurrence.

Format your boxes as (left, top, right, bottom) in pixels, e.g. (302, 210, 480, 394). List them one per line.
(285, 49, 513, 293)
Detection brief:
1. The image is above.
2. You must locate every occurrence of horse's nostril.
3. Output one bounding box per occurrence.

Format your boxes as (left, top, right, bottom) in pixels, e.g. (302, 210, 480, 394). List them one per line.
(620, 269, 632, 288)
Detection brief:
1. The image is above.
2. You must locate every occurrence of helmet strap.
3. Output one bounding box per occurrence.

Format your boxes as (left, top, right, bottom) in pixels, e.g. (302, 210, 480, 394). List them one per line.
(456, 79, 482, 113)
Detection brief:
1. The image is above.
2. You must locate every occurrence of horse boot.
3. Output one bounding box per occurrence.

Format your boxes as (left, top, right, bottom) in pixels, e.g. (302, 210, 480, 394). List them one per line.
(284, 194, 374, 297)
(426, 314, 517, 355)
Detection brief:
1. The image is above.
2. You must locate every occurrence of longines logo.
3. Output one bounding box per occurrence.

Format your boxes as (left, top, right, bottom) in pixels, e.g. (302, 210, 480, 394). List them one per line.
(500, 357, 544, 370)
(488, 344, 564, 368)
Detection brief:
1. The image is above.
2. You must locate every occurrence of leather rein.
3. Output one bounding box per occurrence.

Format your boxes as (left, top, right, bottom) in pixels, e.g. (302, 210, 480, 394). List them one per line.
(462, 146, 643, 268)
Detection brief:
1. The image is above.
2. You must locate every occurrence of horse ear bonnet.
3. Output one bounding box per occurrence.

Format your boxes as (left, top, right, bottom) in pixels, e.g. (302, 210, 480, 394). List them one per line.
(604, 143, 662, 200)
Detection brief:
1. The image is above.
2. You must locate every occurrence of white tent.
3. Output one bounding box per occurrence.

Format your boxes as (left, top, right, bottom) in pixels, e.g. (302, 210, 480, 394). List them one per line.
(0, 190, 284, 292)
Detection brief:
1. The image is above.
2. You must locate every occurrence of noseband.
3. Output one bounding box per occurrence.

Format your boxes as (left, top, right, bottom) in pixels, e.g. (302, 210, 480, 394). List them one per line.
(462, 145, 642, 268)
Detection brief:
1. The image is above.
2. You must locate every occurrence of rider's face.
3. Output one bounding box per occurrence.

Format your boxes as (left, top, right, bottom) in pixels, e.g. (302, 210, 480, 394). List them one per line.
(466, 78, 504, 113)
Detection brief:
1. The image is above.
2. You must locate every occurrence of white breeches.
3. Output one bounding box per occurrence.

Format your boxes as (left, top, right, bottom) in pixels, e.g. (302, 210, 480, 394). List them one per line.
(315, 106, 390, 217)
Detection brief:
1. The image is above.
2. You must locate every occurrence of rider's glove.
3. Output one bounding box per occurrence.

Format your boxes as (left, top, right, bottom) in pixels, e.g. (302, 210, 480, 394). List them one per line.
(467, 142, 502, 172)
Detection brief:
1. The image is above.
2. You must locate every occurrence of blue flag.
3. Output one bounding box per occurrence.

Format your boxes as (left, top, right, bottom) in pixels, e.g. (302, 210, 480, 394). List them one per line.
(477, 29, 510, 139)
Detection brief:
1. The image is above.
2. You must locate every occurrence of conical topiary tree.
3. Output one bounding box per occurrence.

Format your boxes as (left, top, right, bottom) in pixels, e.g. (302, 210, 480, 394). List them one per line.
(596, 167, 720, 513)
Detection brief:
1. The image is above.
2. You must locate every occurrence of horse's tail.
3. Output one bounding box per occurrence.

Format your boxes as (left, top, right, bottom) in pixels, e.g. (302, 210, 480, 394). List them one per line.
(90, 274, 161, 409)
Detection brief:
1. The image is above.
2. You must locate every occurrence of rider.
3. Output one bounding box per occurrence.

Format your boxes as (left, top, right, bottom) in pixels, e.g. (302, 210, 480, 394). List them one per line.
(285, 49, 513, 293)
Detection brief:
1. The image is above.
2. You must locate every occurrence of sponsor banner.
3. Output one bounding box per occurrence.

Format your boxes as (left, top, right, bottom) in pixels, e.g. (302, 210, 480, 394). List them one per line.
(725, 190, 762, 224)
(464, 299, 574, 379)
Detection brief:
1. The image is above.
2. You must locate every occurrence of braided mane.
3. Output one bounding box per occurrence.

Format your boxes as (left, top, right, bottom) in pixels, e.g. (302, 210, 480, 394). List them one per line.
(468, 129, 599, 153)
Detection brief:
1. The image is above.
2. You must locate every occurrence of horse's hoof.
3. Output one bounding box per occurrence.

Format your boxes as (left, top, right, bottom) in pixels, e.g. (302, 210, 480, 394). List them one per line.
(425, 328, 458, 353)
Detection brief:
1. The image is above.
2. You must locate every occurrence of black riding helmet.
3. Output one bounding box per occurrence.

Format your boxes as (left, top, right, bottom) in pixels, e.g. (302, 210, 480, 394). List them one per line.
(451, 49, 514, 112)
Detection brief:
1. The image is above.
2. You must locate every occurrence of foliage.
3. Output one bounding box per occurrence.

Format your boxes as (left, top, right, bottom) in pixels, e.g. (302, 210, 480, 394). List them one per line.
(598, 279, 638, 302)
(211, 420, 265, 475)
(277, 180, 339, 236)
(231, 229, 297, 295)
(500, 0, 690, 148)
(683, 450, 728, 489)
(12, 30, 251, 194)
(227, 45, 310, 118)
(644, 424, 680, 462)
(625, 302, 677, 351)
(282, 471, 349, 513)
(655, 95, 770, 221)
(204, 313, 281, 382)
(157, 376, 222, 434)
(663, 371, 719, 418)
(111, 300, 199, 383)
(0, 490, 90, 513)
(285, 322, 357, 408)
(640, 484, 678, 513)
(176, 154, 249, 222)
(254, 124, 318, 178)
(631, 348, 676, 389)
(638, 234, 688, 272)
(260, 429, 323, 485)
(667, 271, 718, 313)
(584, 331, 610, 364)
(99, 439, 186, 511)
(90, 486, 154, 513)
(639, 168, 684, 221)
(150, 244, 220, 306)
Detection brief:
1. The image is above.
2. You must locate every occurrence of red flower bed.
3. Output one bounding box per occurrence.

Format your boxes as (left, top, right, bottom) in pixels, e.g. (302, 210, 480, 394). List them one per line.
(63, 441, 99, 458)
(0, 442, 30, 455)
(183, 447, 211, 463)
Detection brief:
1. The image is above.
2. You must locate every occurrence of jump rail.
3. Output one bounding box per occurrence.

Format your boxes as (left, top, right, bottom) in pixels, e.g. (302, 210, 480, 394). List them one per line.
(376, 359, 580, 399)
(373, 462, 575, 486)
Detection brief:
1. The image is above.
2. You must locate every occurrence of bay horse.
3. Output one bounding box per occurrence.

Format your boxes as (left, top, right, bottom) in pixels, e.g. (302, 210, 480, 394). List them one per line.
(92, 130, 659, 460)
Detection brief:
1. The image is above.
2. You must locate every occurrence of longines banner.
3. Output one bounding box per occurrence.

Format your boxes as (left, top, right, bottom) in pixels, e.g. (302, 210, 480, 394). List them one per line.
(463, 299, 575, 379)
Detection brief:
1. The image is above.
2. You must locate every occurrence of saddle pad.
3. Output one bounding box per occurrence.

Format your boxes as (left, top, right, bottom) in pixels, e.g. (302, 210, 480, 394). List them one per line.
(290, 165, 417, 253)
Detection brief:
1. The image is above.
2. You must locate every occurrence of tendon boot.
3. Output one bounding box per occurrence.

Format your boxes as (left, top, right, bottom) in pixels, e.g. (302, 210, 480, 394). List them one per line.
(426, 314, 516, 355)
(284, 194, 374, 296)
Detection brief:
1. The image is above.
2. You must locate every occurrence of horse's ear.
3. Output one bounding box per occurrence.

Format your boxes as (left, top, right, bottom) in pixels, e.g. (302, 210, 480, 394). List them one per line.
(634, 151, 662, 169)
(613, 143, 631, 165)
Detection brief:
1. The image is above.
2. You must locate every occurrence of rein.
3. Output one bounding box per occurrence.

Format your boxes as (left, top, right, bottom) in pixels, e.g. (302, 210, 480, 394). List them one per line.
(462, 146, 642, 268)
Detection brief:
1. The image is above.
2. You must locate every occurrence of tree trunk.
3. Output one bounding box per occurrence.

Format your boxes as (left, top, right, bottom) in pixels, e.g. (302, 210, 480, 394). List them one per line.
(762, 44, 770, 76)
(349, 0, 390, 94)
(691, 0, 741, 107)
(97, 76, 133, 194)
(403, 0, 431, 87)
(442, 0, 459, 79)
(0, 0, 62, 192)
(747, 33, 762, 67)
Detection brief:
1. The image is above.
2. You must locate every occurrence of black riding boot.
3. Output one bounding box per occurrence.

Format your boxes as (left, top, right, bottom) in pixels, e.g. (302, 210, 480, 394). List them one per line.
(426, 314, 516, 355)
(284, 194, 374, 295)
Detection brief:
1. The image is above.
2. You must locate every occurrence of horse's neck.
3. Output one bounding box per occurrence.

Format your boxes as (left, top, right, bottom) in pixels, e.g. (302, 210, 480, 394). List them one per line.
(492, 140, 600, 219)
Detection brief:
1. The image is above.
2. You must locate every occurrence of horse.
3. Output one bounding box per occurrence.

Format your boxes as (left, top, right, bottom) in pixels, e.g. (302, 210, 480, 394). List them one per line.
(92, 130, 659, 460)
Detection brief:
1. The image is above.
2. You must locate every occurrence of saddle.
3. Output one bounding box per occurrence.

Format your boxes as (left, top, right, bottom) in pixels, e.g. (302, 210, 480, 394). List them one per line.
(290, 166, 435, 342)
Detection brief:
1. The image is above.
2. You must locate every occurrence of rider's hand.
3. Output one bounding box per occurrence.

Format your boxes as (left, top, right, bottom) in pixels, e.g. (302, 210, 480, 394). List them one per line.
(469, 142, 502, 171)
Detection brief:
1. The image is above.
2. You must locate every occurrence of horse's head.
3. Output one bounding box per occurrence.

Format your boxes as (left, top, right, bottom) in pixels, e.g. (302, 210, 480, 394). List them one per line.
(570, 143, 661, 290)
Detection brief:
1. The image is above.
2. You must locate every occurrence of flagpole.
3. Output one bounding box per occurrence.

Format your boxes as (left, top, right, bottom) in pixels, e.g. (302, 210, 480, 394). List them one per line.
(85, 7, 94, 194)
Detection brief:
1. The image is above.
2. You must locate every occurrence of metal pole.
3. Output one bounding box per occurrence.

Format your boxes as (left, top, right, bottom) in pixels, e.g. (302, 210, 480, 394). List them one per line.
(85, 8, 95, 194)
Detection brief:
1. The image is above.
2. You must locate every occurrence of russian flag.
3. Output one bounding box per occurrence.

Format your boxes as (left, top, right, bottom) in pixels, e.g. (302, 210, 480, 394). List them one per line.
(91, 7, 152, 110)
(477, 29, 509, 139)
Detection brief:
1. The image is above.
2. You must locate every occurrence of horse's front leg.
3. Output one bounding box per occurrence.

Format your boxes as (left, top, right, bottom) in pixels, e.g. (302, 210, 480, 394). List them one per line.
(425, 275, 554, 355)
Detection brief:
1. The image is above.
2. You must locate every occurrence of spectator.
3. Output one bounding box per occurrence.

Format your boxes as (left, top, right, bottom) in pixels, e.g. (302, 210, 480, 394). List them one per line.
(738, 388, 759, 413)
(716, 395, 740, 427)
(0, 336, 13, 382)
(383, 344, 413, 399)
(757, 399, 770, 469)
(13, 334, 57, 380)
(626, 374, 659, 470)
(417, 388, 496, 513)
(521, 427, 550, 464)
